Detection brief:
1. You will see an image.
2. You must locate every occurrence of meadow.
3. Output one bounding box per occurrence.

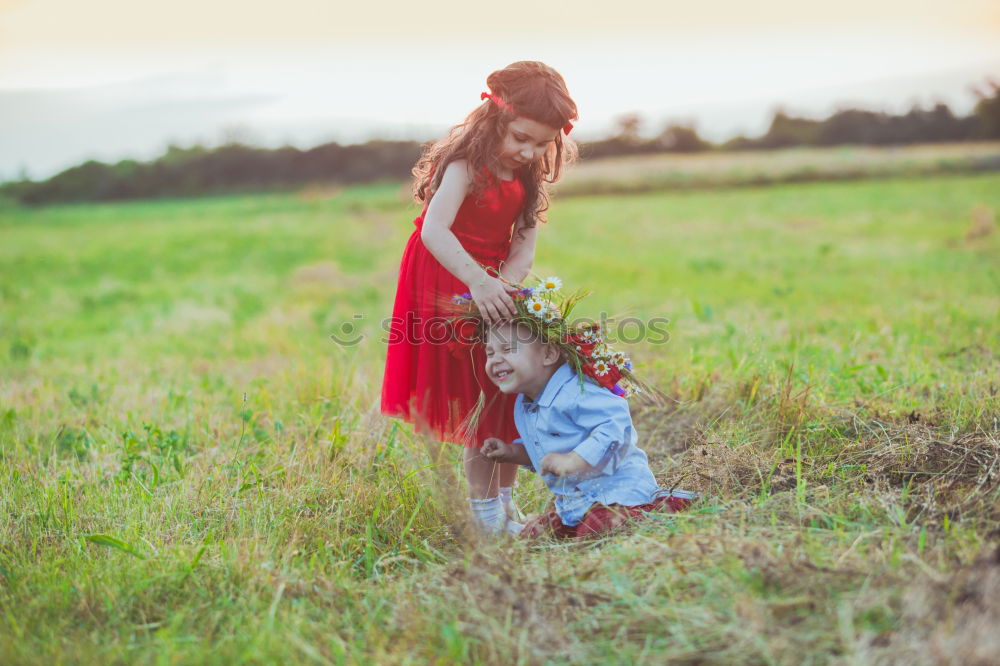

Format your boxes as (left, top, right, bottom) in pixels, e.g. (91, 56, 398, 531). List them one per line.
(1, 157, 998, 664)
(557, 141, 1000, 195)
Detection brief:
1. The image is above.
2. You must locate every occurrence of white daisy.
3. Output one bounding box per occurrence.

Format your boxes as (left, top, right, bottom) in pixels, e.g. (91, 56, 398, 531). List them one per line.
(524, 297, 546, 317)
(613, 351, 629, 368)
(593, 361, 610, 376)
(535, 276, 563, 293)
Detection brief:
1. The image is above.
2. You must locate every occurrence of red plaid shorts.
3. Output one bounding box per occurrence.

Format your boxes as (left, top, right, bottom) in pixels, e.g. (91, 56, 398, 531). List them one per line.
(520, 495, 692, 540)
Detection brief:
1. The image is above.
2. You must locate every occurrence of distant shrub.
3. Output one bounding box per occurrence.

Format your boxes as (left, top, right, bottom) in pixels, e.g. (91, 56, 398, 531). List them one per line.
(7, 79, 999, 205)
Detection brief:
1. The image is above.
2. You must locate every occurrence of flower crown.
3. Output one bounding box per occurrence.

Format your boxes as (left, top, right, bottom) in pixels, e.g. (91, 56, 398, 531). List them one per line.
(449, 275, 643, 399)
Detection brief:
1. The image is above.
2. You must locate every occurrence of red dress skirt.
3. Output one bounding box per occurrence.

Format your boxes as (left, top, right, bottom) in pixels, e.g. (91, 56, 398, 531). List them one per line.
(381, 175, 524, 448)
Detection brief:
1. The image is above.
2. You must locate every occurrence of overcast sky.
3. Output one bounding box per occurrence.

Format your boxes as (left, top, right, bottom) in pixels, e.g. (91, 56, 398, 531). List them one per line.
(1, 0, 998, 180)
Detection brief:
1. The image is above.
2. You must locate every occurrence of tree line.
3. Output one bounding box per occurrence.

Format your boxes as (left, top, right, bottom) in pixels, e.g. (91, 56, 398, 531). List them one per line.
(4, 81, 998, 205)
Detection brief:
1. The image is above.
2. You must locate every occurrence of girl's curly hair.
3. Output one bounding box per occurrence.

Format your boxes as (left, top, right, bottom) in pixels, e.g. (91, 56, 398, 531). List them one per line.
(412, 61, 578, 232)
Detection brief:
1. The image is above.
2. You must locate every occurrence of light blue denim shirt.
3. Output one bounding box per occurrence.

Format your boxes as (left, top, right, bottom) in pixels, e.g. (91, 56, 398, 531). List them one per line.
(513, 362, 683, 526)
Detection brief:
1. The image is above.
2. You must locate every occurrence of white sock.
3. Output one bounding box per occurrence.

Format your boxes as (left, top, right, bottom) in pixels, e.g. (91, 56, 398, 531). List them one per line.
(498, 486, 524, 521)
(498, 486, 513, 505)
(468, 496, 505, 536)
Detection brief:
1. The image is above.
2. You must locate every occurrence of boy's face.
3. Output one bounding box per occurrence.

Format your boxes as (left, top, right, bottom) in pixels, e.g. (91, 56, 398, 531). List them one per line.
(485, 322, 561, 401)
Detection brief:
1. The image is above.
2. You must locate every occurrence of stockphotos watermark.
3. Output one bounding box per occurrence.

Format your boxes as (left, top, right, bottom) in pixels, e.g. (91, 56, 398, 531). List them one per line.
(328, 313, 671, 347)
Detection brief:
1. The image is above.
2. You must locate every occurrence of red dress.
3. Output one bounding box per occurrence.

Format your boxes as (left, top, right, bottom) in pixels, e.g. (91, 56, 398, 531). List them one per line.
(381, 172, 524, 448)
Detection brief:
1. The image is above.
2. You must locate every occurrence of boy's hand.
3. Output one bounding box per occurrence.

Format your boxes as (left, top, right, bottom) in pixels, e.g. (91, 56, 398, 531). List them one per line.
(482, 437, 513, 462)
(482, 438, 532, 467)
(540, 451, 594, 477)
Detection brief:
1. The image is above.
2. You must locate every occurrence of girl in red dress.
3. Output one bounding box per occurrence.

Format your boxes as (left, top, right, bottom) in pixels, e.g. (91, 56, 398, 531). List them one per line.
(381, 61, 578, 534)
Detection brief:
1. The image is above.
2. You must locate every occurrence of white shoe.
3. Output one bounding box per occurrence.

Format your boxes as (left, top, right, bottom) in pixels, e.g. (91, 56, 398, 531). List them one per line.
(502, 496, 525, 523)
(504, 518, 525, 536)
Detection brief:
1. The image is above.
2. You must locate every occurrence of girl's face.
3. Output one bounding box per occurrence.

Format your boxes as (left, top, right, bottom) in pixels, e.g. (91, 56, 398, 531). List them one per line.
(498, 117, 561, 171)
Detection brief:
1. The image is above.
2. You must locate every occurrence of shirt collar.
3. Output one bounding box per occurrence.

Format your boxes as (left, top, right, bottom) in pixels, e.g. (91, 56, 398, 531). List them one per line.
(523, 362, 576, 409)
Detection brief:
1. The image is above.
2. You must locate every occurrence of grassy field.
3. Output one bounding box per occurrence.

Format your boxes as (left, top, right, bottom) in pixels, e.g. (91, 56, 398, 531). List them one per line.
(559, 142, 1000, 195)
(1, 167, 998, 664)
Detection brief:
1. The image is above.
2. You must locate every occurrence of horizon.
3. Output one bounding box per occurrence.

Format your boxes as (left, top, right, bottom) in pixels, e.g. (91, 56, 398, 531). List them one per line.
(2, 0, 998, 180)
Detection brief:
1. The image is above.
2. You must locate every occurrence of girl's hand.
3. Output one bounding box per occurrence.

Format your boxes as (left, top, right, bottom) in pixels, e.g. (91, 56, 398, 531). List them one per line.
(540, 451, 594, 477)
(469, 276, 519, 326)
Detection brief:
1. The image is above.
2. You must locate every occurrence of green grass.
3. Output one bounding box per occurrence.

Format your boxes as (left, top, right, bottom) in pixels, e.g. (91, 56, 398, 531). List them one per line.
(1, 171, 998, 664)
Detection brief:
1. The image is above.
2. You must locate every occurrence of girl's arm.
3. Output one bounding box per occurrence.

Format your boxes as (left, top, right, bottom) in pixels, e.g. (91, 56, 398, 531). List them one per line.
(420, 160, 518, 324)
(499, 214, 537, 284)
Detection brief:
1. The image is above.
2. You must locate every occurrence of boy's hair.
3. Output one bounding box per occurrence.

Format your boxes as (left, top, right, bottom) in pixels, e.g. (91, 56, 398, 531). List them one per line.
(487, 321, 567, 362)
(448, 275, 649, 399)
(412, 61, 578, 233)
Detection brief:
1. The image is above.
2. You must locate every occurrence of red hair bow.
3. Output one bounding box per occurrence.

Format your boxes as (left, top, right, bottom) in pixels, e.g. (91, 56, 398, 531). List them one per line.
(481, 92, 574, 135)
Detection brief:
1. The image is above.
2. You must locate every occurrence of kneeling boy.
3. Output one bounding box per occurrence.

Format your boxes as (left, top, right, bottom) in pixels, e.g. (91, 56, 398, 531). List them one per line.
(481, 320, 696, 539)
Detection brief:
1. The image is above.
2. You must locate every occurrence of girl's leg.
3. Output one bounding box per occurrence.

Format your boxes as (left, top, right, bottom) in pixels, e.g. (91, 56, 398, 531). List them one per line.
(498, 462, 518, 488)
(463, 446, 501, 499)
(463, 447, 508, 535)
(497, 463, 523, 521)
(461, 452, 519, 497)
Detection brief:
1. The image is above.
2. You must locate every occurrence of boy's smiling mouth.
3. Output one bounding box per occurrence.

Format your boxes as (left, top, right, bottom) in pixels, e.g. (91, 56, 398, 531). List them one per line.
(491, 367, 513, 383)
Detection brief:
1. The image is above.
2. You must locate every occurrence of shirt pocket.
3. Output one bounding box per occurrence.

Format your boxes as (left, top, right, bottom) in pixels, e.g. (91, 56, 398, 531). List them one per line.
(536, 413, 582, 454)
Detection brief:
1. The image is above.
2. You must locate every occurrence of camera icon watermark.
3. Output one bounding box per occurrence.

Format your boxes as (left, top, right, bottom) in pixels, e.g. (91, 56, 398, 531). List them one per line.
(329, 313, 367, 346)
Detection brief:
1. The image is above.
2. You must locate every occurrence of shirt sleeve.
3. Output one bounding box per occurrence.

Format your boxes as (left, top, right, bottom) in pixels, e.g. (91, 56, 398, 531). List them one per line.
(570, 386, 633, 471)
